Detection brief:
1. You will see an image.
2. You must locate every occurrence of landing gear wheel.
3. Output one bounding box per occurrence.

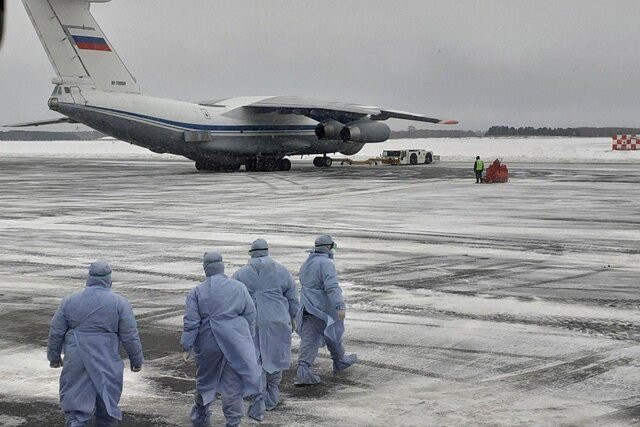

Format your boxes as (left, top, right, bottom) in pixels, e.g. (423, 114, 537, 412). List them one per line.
(195, 160, 218, 171)
(245, 159, 258, 172)
(276, 158, 292, 171)
(313, 156, 324, 167)
(322, 156, 333, 167)
(410, 153, 418, 165)
(257, 158, 277, 172)
(425, 152, 433, 164)
(222, 164, 241, 171)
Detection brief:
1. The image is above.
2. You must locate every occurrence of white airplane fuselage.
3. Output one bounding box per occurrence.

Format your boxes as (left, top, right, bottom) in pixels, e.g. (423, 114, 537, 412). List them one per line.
(50, 88, 357, 168)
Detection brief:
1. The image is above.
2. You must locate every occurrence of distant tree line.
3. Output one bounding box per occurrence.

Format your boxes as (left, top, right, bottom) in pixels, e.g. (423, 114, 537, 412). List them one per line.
(390, 126, 482, 139)
(0, 130, 105, 141)
(485, 126, 640, 137)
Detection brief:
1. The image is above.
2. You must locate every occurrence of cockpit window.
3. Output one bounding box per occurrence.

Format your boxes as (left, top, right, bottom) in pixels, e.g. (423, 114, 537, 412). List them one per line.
(64, 87, 70, 94)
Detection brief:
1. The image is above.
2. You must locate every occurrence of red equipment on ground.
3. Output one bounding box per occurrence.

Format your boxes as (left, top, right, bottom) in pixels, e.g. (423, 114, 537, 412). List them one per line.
(484, 159, 508, 183)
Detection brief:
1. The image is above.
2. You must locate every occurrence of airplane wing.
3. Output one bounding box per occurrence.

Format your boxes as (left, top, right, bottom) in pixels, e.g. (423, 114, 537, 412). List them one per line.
(2, 117, 77, 127)
(201, 96, 458, 125)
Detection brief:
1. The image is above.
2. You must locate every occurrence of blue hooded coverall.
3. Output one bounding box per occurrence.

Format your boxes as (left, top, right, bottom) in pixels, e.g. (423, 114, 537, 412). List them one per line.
(231, 239, 299, 420)
(294, 236, 357, 385)
(47, 261, 144, 427)
(181, 251, 261, 427)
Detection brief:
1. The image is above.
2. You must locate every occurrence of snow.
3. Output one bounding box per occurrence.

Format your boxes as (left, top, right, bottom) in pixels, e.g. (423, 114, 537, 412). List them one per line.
(0, 140, 639, 425)
(0, 343, 60, 400)
(356, 137, 640, 163)
(0, 342, 159, 401)
(0, 139, 180, 159)
(1, 136, 639, 163)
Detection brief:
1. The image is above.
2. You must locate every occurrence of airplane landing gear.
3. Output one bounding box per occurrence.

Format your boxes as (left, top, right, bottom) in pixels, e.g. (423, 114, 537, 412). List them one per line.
(258, 158, 276, 172)
(276, 158, 291, 171)
(245, 159, 257, 172)
(246, 158, 278, 172)
(245, 157, 291, 172)
(195, 161, 240, 172)
(221, 163, 241, 171)
(313, 156, 332, 167)
(198, 157, 290, 172)
(195, 161, 219, 171)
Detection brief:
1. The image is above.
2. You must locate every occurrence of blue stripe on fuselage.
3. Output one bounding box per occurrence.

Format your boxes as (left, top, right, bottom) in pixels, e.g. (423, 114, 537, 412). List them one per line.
(87, 105, 317, 133)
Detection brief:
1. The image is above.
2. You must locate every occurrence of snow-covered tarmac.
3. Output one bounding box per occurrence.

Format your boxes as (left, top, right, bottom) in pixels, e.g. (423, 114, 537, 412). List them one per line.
(1, 137, 639, 426)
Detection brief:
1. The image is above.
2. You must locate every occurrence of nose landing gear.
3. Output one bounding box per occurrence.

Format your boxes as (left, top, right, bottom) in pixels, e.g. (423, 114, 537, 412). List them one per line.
(313, 155, 333, 168)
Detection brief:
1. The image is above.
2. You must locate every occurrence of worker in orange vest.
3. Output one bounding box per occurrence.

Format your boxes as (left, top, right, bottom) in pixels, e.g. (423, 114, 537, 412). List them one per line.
(474, 156, 484, 183)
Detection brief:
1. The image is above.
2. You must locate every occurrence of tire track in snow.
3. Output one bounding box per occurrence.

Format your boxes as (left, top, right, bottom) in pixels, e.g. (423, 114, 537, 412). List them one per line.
(485, 353, 634, 390)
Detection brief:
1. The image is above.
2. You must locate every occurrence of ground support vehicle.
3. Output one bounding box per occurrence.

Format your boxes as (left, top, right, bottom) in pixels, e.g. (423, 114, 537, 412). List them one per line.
(381, 149, 434, 165)
(335, 149, 438, 166)
(484, 159, 509, 183)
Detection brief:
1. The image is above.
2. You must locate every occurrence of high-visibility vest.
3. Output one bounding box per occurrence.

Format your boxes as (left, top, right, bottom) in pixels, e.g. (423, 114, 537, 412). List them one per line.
(475, 160, 484, 171)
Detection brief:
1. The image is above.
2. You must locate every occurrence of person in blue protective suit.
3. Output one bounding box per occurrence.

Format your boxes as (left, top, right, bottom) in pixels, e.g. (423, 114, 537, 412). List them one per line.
(231, 239, 299, 421)
(294, 234, 357, 385)
(47, 260, 144, 427)
(181, 251, 261, 427)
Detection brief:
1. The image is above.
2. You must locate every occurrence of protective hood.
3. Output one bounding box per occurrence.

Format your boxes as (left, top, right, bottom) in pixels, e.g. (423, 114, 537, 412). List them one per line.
(312, 235, 335, 258)
(249, 238, 268, 258)
(203, 251, 225, 277)
(86, 260, 112, 288)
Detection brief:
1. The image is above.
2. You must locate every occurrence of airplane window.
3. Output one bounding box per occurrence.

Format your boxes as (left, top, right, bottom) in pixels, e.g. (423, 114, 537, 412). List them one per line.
(64, 87, 70, 94)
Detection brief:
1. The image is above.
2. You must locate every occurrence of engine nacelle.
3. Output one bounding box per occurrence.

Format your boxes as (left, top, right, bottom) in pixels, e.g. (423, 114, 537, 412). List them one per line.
(315, 120, 345, 140)
(340, 118, 390, 143)
(339, 142, 365, 156)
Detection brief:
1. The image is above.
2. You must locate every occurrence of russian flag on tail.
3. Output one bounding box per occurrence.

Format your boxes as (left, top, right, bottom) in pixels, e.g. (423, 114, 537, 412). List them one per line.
(71, 35, 111, 51)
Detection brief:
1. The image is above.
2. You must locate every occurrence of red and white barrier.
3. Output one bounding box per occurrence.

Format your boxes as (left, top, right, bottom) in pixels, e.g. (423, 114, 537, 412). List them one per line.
(612, 134, 639, 150)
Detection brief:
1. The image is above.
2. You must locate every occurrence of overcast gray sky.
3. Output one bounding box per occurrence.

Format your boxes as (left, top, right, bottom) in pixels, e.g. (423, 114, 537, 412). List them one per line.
(1, 0, 639, 130)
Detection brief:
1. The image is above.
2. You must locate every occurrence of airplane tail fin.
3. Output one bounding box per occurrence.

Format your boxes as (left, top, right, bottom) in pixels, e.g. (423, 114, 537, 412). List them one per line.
(22, 0, 140, 93)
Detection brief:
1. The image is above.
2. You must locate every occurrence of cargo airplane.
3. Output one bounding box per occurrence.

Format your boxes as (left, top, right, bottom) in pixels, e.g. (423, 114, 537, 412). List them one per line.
(11, 0, 457, 172)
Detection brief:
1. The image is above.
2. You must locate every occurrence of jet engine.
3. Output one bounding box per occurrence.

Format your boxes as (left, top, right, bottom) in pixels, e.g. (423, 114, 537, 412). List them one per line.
(314, 120, 345, 140)
(339, 142, 365, 155)
(340, 118, 390, 143)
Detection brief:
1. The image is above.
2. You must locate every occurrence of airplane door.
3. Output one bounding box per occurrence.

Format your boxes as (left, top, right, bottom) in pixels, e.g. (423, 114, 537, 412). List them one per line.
(70, 86, 86, 105)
